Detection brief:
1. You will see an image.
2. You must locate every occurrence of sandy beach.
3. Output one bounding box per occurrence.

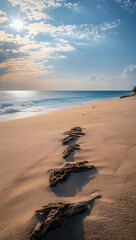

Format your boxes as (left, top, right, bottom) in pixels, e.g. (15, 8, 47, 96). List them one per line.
(0, 96, 136, 240)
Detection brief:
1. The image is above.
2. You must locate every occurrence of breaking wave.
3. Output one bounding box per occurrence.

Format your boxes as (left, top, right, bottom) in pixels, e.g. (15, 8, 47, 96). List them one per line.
(0, 91, 131, 121)
(0, 103, 13, 109)
(0, 106, 20, 115)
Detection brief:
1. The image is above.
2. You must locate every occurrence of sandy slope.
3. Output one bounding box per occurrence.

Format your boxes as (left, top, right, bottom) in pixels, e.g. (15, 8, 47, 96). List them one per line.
(0, 97, 136, 240)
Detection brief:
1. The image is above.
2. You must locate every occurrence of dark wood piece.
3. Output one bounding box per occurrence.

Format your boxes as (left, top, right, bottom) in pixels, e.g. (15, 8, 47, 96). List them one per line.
(63, 143, 80, 159)
(49, 161, 96, 187)
(30, 194, 101, 240)
(62, 127, 85, 145)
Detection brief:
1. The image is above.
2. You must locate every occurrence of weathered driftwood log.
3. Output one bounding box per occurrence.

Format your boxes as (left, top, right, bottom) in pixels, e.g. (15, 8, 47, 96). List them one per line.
(30, 194, 101, 240)
(63, 143, 80, 159)
(49, 161, 96, 187)
(62, 127, 85, 145)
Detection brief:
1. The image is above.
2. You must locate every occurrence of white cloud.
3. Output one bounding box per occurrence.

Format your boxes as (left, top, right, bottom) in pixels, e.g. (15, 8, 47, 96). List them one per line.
(8, 0, 79, 20)
(0, 10, 7, 16)
(100, 20, 120, 30)
(0, 30, 13, 41)
(115, 0, 136, 11)
(123, 64, 136, 74)
(0, 28, 75, 80)
(122, 65, 136, 85)
(86, 65, 136, 90)
(0, 16, 8, 23)
(1, 64, 135, 90)
(27, 20, 120, 42)
(121, 65, 136, 89)
(64, 2, 79, 10)
(8, 0, 49, 20)
(0, 18, 119, 78)
(0, 10, 8, 23)
(0, 1, 121, 87)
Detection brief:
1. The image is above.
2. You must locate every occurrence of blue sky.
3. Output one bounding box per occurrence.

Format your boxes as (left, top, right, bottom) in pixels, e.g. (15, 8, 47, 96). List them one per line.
(0, 0, 136, 90)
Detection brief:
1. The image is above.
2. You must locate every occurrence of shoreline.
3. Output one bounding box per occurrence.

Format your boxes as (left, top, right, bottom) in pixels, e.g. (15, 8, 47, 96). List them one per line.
(0, 96, 120, 123)
(0, 96, 136, 240)
(0, 90, 131, 123)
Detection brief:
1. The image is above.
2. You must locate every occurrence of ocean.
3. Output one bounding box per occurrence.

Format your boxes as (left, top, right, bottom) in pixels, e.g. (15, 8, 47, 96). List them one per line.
(0, 91, 131, 122)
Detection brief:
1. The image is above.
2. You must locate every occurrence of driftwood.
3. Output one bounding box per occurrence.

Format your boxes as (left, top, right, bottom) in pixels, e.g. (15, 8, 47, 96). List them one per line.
(62, 127, 85, 145)
(63, 143, 80, 159)
(49, 161, 95, 187)
(30, 194, 101, 240)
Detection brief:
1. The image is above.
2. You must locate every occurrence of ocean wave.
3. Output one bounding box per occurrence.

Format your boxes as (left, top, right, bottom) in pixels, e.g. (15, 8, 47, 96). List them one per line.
(32, 96, 83, 104)
(0, 91, 131, 121)
(0, 103, 14, 109)
(0, 107, 20, 115)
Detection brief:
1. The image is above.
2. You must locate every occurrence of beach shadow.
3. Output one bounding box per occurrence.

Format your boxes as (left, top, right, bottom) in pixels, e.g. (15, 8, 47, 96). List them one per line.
(39, 195, 101, 240)
(51, 168, 98, 197)
(64, 150, 79, 162)
(64, 138, 79, 146)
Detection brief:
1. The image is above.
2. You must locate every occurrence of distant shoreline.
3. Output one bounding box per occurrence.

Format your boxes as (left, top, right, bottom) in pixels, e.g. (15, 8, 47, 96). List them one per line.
(0, 90, 131, 122)
(0, 96, 124, 123)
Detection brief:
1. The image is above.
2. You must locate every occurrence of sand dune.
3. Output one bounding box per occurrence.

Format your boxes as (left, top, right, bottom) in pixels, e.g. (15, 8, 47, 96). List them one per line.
(0, 97, 136, 240)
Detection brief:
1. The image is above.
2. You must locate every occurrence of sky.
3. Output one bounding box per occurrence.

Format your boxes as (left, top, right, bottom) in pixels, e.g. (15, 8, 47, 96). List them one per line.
(0, 0, 136, 90)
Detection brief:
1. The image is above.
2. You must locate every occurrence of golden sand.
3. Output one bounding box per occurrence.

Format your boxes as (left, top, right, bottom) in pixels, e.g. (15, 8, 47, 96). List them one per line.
(0, 97, 136, 240)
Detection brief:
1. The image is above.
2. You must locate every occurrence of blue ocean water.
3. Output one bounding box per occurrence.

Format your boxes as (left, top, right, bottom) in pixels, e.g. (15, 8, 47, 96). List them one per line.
(0, 91, 131, 122)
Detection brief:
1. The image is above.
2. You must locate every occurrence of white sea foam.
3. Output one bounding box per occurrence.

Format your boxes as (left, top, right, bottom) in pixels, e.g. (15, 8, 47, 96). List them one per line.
(0, 91, 131, 122)
(0, 106, 20, 114)
(0, 103, 13, 108)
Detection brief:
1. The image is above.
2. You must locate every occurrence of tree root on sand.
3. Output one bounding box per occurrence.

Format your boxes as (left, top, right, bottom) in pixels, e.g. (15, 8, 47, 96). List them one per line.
(30, 194, 101, 240)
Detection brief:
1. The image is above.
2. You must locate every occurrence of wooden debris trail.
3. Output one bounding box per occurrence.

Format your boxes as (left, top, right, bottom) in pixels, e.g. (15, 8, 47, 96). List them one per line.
(29, 126, 100, 240)
(30, 194, 101, 240)
(49, 161, 96, 187)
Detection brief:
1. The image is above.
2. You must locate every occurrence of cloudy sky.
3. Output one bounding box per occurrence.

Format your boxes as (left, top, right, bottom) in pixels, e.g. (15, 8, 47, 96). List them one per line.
(0, 0, 136, 90)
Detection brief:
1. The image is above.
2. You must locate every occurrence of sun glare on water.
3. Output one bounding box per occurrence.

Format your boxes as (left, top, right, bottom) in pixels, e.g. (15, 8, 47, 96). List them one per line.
(11, 19, 24, 31)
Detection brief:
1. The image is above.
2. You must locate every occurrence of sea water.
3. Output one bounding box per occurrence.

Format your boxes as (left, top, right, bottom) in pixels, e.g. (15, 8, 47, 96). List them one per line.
(0, 91, 131, 122)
